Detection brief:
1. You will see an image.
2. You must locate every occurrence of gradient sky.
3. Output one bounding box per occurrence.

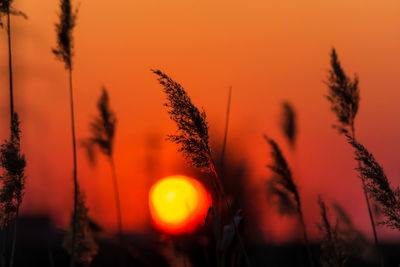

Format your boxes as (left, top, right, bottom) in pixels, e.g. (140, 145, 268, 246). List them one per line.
(0, 0, 399, 242)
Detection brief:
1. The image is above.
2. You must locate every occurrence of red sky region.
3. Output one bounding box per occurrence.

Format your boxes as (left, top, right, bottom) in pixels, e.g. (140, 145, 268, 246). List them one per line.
(0, 0, 399, 243)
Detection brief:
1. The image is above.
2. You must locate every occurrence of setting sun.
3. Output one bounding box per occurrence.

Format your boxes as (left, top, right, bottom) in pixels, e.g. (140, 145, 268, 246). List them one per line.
(149, 175, 211, 234)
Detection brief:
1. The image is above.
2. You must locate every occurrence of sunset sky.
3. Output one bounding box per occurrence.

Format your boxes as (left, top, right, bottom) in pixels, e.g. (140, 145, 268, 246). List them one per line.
(0, 0, 399, 243)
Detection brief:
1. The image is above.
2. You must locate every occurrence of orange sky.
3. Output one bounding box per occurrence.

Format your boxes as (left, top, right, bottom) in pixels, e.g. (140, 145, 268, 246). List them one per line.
(0, 0, 399, 242)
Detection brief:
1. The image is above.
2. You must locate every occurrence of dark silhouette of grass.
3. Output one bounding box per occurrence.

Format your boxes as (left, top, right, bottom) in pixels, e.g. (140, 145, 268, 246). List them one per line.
(0, 113, 26, 267)
(52, 0, 81, 266)
(0, 3, 27, 266)
(263, 135, 314, 267)
(151, 69, 251, 267)
(317, 197, 347, 267)
(324, 47, 384, 266)
(82, 88, 123, 260)
(325, 48, 359, 135)
(280, 101, 297, 149)
(347, 136, 400, 231)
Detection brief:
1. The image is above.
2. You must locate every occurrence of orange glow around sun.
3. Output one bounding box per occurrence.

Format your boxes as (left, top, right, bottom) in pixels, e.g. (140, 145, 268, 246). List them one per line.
(149, 175, 211, 235)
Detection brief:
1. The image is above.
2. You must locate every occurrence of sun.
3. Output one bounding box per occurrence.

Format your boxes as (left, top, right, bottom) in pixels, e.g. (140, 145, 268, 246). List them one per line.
(149, 175, 211, 234)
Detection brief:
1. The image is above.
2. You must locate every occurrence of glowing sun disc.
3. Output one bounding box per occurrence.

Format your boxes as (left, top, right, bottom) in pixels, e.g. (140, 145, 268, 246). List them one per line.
(149, 175, 210, 234)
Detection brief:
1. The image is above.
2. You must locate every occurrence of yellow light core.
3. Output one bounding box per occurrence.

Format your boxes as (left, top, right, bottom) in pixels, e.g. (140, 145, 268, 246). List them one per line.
(149, 175, 210, 234)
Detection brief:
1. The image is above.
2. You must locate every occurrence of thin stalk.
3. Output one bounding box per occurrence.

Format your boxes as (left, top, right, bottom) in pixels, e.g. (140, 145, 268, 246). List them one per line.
(351, 124, 384, 267)
(209, 158, 251, 267)
(7, 8, 14, 123)
(297, 206, 314, 267)
(109, 156, 123, 245)
(8, 206, 19, 267)
(68, 67, 78, 267)
(220, 86, 232, 171)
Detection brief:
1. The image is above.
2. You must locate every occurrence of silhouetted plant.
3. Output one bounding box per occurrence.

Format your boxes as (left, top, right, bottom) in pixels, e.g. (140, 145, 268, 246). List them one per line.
(0, 113, 25, 227)
(1, 3, 27, 266)
(280, 101, 297, 149)
(152, 69, 251, 267)
(324, 48, 383, 266)
(82, 88, 123, 248)
(263, 135, 314, 267)
(318, 197, 347, 267)
(0, 113, 26, 267)
(63, 189, 98, 266)
(53, 0, 80, 266)
(348, 136, 400, 230)
(325, 48, 359, 135)
(52, 0, 77, 70)
(152, 70, 211, 172)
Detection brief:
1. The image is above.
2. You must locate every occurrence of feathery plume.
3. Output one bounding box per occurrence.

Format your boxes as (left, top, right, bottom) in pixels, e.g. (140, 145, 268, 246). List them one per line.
(63, 189, 98, 265)
(280, 101, 297, 149)
(325, 48, 359, 134)
(0, 0, 27, 28)
(86, 88, 117, 158)
(0, 113, 26, 228)
(52, 0, 78, 69)
(348, 136, 400, 230)
(318, 197, 347, 267)
(151, 69, 212, 172)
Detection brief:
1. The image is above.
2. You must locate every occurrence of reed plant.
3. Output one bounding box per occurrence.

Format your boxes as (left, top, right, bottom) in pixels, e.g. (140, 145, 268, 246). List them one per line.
(151, 69, 251, 267)
(83, 88, 123, 251)
(324, 48, 384, 266)
(0, 2, 27, 266)
(52, 0, 81, 265)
